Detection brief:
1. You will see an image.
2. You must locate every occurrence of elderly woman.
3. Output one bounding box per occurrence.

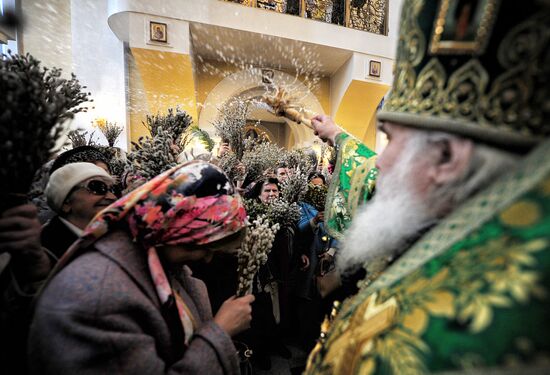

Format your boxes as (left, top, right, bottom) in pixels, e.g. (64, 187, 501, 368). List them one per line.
(42, 162, 117, 259)
(28, 161, 254, 374)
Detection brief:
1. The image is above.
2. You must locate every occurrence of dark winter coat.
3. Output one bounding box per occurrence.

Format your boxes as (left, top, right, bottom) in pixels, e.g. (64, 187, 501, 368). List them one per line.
(40, 215, 78, 260)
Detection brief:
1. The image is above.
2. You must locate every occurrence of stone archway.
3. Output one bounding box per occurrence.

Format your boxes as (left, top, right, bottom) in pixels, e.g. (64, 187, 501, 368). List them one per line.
(198, 68, 324, 149)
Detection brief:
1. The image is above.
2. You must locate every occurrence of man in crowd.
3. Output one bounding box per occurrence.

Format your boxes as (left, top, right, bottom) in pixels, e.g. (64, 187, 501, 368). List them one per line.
(275, 165, 290, 183)
(306, 0, 550, 373)
(1, 145, 115, 301)
(258, 177, 280, 203)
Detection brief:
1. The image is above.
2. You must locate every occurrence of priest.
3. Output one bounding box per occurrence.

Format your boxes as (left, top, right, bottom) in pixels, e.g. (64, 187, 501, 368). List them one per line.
(306, 0, 550, 373)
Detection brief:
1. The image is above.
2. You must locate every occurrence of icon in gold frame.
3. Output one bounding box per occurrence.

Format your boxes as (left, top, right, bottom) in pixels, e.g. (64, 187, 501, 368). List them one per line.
(150, 21, 167, 43)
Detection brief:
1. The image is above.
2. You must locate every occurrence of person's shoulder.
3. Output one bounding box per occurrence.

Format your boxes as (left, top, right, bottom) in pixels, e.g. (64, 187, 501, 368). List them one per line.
(93, 230, 150, 280)
(36, 249, 118, 313)
(37, 231, 155, 314)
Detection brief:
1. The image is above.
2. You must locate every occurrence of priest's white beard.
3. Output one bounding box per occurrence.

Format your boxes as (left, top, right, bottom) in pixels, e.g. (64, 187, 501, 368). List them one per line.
(337, 138, 436, 274)
(336, 131, 519, 274)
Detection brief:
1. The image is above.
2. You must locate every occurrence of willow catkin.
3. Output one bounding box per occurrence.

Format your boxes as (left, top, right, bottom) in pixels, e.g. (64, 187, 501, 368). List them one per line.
(236, 216, 280, 297)
(280, 167, 309, 203)
(126, 128, 179, 180)
(213, 99, 249, 160)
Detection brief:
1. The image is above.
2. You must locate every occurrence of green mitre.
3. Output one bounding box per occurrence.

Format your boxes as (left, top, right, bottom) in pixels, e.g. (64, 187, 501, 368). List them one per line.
(378, 0, 550, 150)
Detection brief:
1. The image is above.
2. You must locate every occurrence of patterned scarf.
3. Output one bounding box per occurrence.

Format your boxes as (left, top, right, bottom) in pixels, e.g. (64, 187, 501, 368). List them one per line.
(54, 160, 247, 344)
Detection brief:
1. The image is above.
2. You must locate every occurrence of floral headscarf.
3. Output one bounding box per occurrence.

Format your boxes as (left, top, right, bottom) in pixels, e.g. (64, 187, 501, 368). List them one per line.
(52, 160, 247, 344)
(84, 160, 246, 247)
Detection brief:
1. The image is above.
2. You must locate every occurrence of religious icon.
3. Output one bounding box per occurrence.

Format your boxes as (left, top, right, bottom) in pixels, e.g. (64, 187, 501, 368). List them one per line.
(454, 0, 478, 40)
(150, 21, 167, 43)
(261, 69, 275, 84)
(430, 0, 499, 55)
(369, 60, 381, 78)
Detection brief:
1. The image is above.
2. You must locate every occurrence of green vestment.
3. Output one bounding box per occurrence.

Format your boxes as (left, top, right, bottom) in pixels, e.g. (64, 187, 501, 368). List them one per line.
(306, 140, 550, 374)
(325, 133, 378, 241)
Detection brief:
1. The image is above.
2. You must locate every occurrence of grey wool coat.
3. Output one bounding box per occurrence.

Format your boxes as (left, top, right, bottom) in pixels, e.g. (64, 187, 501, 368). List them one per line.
(28, 230, 239, 374)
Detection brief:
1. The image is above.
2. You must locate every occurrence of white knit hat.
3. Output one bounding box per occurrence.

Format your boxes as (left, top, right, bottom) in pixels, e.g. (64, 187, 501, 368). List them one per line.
(45, 162, 114, 213)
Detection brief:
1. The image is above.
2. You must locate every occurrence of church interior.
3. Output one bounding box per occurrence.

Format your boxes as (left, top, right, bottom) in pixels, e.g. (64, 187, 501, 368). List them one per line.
(0, 0, 399, 154)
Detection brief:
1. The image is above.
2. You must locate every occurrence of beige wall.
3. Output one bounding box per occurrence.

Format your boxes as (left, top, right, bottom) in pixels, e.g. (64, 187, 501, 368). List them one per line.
(18, 0, 128, 148)
(194, 59, 240, 116)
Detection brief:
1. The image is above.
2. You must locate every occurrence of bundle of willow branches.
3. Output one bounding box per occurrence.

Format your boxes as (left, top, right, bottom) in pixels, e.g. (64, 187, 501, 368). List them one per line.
(97, 146, 126, 180)
(96, 121, 123, 147)
(213, 99, 249, 160)
(67, 128, 97, 148)
(127, 128, 179, 180)
(241, 139, 282, 184)
(244, 198, 301, 229)
(280, 167, 309, 203)
(126, 107, 193, 181)
(218, 153, 243, 182)
(279, 148, 315, 174)
(145, 107, 193, 143)
(0, 52, 90, 209)
(236, 216, 280, 297)
(304, 183, 328, 212)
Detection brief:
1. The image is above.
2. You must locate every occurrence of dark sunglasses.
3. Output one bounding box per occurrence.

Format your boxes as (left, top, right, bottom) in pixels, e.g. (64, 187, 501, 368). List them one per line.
(74, 180, 116, 196)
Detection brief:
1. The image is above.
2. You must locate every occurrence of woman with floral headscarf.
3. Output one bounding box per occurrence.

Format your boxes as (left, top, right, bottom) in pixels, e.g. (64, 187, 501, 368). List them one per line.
(28, 161, 254, 375)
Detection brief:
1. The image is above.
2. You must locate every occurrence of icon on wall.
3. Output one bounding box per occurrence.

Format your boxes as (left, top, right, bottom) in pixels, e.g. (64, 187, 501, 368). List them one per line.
(369, 60, 381, 78)
(150, 21, 167, 43)
(261, 69, 275, 84)
(429, 0, 497, 55)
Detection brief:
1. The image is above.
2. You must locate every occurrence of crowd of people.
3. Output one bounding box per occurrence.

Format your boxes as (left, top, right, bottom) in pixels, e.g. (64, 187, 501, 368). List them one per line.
(1, 0, 549, 374)
(0, 135, 351, 374)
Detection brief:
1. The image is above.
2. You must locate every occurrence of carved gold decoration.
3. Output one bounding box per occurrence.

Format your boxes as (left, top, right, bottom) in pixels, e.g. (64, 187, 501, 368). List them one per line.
(348, 0, 387, 34)
(382, 1, 550, 144)
(223, 0, 256, 6)
(257, 0, 287, 13)
(245, 123, 272, 142)
(304, 0, 333, 22)
(222, 0, 388, 34)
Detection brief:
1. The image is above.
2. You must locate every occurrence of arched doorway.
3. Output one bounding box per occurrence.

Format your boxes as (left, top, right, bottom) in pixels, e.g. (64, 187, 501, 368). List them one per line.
(198, 68, 324, 149)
